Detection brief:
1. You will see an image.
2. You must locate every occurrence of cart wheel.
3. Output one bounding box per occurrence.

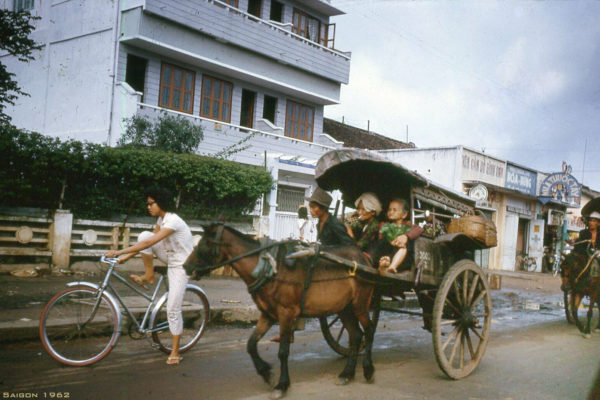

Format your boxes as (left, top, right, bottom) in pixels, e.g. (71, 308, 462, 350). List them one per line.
(564, 289, 574, 324)
(432, 260, 492, 379)
(319, 295, 381, 357)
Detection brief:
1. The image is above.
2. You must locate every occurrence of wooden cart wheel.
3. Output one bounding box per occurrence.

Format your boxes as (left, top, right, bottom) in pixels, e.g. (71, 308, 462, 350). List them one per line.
(432, 260, 492, 379)
(319, 295, 381, 357)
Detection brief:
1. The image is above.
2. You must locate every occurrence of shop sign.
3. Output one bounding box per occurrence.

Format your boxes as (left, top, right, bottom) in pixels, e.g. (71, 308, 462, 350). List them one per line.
(566, 215, 585, 232)
(538, 163, 581, 207)
(505, 164, 537, 196)
(468, 184, 488, 201)
(506, 205, 532, 217)
(547, 209, 564, 226)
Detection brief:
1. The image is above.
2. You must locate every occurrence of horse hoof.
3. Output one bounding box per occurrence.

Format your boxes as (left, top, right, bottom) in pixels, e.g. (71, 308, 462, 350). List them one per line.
(269, 389, 285, 399)
(582, 333, 592, 339)
(336, 377, 351, 386)
(594, 328, 600, 333)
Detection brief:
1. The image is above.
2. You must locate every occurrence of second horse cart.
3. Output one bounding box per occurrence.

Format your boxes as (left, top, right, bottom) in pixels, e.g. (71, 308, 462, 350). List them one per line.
(314, 149, 495, 379)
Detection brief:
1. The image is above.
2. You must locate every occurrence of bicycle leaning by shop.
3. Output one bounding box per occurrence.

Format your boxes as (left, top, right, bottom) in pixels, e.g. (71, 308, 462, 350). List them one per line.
(39, 255, 210, 366)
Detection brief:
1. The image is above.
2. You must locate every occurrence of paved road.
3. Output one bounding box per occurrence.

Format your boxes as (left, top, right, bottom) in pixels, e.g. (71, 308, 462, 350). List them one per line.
(2, 310, 599, 400)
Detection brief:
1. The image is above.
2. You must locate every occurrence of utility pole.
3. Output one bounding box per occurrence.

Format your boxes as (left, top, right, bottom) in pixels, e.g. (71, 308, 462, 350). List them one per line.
(367, 120, 370, 132)
(582, 138, 587, 184)
(406, 125, 408, 142)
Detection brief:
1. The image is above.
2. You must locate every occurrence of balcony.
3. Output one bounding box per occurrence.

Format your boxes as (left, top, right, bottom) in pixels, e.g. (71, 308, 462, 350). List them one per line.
(134, 103, 340, 168)
(134, 0, 350, 85)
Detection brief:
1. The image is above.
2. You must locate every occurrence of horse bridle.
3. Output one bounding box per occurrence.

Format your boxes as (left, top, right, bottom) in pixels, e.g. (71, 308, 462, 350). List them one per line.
(195, 223, 283, 274)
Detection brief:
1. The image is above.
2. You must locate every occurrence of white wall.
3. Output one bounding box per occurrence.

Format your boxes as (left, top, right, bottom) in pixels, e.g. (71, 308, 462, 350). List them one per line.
(2, 0, 118, 143)
(380, 147, 462, 191)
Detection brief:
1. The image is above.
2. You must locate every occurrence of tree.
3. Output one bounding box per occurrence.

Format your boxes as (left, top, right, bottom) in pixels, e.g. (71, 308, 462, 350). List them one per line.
(0, 9, 41, 124)
(119, 113, 204, 154)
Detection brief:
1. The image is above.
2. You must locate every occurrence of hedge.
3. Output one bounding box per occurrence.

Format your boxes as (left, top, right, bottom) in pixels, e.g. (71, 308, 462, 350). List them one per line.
(0, 125, 274, 220)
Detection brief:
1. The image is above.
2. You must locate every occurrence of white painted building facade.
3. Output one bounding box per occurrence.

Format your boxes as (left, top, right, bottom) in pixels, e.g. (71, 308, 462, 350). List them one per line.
(2, 0, 351, 238)
(380, 146, 571, 272)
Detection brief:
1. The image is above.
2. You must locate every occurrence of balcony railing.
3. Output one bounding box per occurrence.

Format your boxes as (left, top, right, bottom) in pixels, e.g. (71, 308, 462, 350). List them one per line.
(208, 0, 350, 60)
(135, 103, 337, 165)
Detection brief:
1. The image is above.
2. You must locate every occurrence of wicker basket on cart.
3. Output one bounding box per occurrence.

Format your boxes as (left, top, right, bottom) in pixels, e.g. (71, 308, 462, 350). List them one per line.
(448, 210, 497, 247)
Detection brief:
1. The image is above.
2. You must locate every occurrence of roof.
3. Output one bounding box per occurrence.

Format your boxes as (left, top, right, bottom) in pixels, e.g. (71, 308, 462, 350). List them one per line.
(323, 118, 415, 151)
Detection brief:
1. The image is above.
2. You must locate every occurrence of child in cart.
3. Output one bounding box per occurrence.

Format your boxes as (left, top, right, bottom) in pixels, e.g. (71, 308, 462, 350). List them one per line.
(378, 198, 423, 274)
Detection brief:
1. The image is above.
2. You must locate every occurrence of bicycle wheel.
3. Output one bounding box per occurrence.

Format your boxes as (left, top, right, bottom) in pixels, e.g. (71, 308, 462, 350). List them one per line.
(151, 286, 210, 354)
(40, 287, 120, 366)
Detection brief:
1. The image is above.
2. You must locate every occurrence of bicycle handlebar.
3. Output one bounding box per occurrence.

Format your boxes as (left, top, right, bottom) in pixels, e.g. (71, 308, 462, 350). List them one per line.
(100, 255, 120, 264)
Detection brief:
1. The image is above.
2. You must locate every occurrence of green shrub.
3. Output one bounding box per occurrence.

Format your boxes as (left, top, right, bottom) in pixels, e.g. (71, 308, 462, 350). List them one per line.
(0, 126, 273, 220)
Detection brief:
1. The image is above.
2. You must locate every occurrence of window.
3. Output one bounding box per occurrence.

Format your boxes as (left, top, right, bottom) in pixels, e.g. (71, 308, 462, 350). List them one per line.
(222, 0, 238, 6)
(285, 100, 314, 142)
(240, 89, 256, 128)
(248, 0, 261, 17)
(14, 0, 34, 11)
(125, 54, 147, 100)
(159, 63, 195, 113)
(292, 8, 327, 44)
(200, 76, 233, 122)
(263, 95, 277, 124)
(270, 0, 283, 22)
(277, 185, 305, 212)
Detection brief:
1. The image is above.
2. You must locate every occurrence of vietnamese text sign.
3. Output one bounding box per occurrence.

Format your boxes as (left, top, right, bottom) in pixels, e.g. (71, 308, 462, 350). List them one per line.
(505, 164, 537, 196)
(539, 172, 581, 207)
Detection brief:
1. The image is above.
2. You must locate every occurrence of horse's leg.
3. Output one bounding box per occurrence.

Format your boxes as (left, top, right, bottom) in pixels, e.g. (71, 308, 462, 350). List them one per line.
(356, 308, 375, 383)
(271, 310, 296, 399)
(247, 313, 274, 385)
(337, 307, 362, 386)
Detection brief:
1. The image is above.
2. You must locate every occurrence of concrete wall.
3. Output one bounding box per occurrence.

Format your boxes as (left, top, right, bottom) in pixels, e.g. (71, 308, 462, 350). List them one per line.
(1, 0, 118, 143)
(380, 147, 463, 192)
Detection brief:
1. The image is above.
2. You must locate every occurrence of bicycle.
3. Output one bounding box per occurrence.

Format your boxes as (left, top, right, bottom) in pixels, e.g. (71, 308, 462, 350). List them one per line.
(515, 252, 537, 272)
(39, 255, 210, 366)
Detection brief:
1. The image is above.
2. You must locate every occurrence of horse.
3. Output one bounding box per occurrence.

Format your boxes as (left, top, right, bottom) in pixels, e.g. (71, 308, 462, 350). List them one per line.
(184, 223, 377, 399)
(561, 251, 600, 337)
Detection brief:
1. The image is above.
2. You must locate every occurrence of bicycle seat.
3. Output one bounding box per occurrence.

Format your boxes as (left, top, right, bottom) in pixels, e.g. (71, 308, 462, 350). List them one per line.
(155, 266, 168, 276)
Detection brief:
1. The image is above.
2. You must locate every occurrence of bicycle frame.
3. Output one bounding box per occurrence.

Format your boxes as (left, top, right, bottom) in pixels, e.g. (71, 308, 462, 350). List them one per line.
(68, 260, 169, 336)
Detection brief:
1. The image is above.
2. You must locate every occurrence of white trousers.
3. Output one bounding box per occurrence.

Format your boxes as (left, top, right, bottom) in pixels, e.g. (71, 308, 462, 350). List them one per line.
(138, 231, 189, 336)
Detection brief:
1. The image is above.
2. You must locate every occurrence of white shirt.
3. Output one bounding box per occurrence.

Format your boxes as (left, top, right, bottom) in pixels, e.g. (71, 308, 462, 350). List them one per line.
(156, 212, 194, 267)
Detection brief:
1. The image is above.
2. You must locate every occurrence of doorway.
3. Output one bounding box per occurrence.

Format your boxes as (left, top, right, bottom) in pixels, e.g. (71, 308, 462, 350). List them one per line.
(240, 89, 256, 128)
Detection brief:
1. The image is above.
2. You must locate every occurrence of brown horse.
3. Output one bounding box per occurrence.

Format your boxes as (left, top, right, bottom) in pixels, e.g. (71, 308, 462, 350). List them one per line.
(184, 223, 376, 398)
(562, 252, 600, 337)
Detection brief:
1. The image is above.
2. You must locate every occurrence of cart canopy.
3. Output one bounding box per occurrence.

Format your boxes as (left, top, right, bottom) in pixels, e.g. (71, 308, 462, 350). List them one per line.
(315, 149, 476, 212)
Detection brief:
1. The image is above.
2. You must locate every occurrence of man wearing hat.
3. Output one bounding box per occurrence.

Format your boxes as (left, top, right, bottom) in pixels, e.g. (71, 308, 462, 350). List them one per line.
(575, 198, 600, 255)
(306, 187, 354, 246)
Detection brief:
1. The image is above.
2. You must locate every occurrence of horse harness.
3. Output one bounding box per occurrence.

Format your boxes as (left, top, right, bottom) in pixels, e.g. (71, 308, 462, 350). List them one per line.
(201, 225, 374, 313)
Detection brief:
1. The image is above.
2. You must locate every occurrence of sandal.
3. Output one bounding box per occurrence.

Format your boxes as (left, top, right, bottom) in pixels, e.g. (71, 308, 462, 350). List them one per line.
(129, 274, 149, 290)
(166, 355, 183, 365)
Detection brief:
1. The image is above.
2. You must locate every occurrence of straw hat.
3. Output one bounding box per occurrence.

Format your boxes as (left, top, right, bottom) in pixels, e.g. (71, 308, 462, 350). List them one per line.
(581, 197, 600, 218)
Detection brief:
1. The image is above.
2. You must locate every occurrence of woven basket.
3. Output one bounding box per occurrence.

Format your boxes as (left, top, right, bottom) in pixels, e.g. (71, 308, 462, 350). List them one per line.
(448, 210, 497, 247)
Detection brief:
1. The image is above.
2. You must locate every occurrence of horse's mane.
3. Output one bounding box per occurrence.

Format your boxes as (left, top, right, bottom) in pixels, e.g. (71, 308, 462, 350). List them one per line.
(209, 223, 259, 246)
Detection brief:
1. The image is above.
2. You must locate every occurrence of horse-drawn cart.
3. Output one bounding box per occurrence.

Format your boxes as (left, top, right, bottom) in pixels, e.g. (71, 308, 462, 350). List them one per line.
(314, 149, 494, 379)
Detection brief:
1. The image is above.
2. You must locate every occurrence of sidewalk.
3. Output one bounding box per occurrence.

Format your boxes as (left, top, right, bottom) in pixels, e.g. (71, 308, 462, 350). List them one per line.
(0, 273, 261, 343)
(0, 268, 561, 343)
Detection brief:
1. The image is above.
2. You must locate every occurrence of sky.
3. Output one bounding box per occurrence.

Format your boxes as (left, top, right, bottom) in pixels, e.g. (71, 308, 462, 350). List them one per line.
(324, 0, 600, 189)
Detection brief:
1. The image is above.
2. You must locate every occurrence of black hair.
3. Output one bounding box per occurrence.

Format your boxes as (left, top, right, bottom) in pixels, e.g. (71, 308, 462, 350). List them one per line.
(145, 187, 175, 212)
(309, 201, 328, 212)
(389, 198, 409, 214)
(298, 205, 308, 219)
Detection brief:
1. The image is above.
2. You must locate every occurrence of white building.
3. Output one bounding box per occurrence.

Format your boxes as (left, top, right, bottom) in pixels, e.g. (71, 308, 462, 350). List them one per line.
(380, 146, 575, 272)
(2, 0, 352, 239)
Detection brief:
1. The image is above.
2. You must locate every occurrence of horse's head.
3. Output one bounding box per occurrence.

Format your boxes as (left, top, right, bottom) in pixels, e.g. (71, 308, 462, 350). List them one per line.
(184, 223, 226, 279)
